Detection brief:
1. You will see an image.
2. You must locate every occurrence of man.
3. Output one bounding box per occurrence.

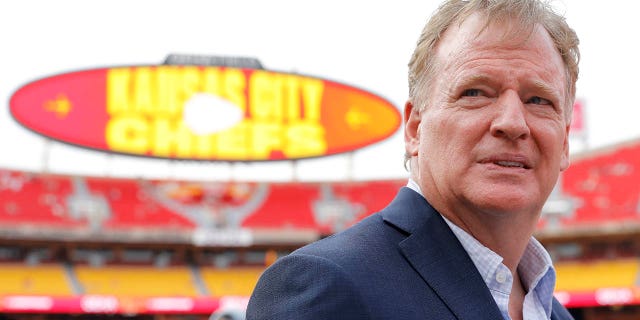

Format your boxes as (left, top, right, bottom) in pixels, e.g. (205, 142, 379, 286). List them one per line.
(247, 0, 579, 319)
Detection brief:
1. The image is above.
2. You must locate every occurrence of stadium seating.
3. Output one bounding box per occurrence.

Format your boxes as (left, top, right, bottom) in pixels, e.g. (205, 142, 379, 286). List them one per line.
(74, 264, 200, 297)
(0, 171, 82, 227)
(555, 259, 640, 292)
(4, 137, 640, 233)
(1, 140, 640, 316)
(0, 259, 267, 300)
(0, 169, 405, 233)
(0, 263, 73, 295)
(560, 142, 640, 227)
(200, 267, 263, 297)
(84, 178, 195, 230)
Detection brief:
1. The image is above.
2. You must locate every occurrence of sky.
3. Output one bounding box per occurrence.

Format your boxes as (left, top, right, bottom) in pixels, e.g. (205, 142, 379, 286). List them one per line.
(0, 0, 638, 182)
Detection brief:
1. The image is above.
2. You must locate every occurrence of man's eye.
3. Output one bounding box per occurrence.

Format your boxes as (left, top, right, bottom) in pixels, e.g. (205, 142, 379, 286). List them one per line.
(527, 96, 552, 105)
(461, 89, 482, 97)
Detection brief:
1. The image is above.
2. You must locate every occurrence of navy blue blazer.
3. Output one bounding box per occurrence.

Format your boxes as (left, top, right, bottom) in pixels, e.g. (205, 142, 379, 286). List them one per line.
(246, 187, 573, 319)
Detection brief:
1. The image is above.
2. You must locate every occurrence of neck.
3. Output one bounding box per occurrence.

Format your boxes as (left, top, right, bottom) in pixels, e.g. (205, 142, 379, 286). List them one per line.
(509, 274, 526, 320)
(441, 207, 537, 273)
(408, 175, 540, 272)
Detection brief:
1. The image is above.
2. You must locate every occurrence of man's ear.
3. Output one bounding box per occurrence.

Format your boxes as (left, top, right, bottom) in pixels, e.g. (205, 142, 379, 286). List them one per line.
(404, 100, 421, 158)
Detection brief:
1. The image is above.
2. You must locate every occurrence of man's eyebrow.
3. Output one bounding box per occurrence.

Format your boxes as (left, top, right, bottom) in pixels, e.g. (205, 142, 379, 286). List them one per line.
(450, 74, 494, 92)
(459, 74, 493, 86)
(531, 80, 562, 99)
(455, 75, 562, 95)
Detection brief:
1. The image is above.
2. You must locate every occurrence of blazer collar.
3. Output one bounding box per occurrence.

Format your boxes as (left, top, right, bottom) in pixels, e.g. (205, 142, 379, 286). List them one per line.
(382, 187, 503, 320)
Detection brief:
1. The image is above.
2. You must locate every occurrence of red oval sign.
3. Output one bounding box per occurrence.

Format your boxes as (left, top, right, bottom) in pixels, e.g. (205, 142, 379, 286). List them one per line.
(10, 66, 401, 161)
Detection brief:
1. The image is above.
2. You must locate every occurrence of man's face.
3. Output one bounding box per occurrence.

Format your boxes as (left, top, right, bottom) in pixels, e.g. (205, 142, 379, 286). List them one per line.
(404, 14, 570, 220)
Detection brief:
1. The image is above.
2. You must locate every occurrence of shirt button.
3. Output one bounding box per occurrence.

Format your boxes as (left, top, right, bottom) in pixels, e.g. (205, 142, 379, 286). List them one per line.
(496, 271, 508, 284)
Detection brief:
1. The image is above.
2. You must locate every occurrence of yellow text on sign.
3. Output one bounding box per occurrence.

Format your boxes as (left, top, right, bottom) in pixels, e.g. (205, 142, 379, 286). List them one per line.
(105, 67, 327, 160)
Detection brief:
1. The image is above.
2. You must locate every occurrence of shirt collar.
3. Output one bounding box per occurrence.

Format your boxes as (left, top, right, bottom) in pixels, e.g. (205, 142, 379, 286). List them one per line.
(519, 237, 556, 318)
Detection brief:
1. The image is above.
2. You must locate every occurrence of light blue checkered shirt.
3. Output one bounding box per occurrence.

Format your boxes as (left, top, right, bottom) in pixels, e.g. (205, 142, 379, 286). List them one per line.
(407, 180, 556, 320)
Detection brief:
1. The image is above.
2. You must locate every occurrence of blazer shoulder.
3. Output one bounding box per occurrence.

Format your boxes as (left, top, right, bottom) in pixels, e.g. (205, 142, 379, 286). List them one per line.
(246, 252, 370, 319)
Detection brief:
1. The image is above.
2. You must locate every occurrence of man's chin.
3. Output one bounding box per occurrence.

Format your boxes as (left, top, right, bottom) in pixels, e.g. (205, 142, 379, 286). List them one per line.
(466, 192, 541, 217)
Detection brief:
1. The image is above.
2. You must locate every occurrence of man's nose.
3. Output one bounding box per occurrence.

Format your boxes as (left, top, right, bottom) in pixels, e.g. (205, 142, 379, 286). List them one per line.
(489, 91, 530, 141)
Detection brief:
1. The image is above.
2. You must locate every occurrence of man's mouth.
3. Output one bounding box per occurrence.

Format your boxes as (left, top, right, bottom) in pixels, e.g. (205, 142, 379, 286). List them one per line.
(480, 155, 532, 169)
(494, 161, 526, 169)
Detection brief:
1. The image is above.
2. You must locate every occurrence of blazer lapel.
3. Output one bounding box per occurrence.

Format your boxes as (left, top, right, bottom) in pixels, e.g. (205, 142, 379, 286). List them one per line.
(382, 188, 503, 320)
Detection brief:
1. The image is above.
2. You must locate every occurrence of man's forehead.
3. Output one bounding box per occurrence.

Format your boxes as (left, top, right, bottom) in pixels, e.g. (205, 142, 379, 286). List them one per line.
(434, 12, 566, 80)
(437, 12, 541, 57)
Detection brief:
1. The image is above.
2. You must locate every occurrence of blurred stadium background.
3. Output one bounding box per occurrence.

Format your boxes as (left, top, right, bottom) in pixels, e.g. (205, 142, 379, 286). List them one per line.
(3, 1, 640, 319)
(2, 134, 640, 320)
